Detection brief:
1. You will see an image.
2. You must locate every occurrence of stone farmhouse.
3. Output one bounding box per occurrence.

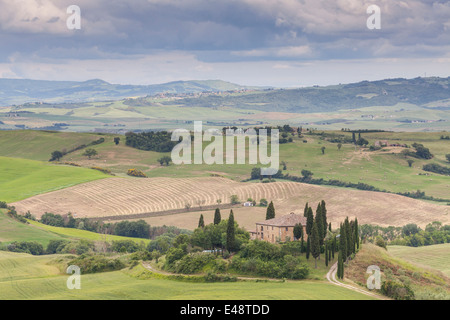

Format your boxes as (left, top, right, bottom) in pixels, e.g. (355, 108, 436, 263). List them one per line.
(254, 213, 307, 243)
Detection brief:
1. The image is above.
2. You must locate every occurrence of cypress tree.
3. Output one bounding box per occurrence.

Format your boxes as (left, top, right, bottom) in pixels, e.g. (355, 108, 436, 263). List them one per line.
(301, 232, 304, 254)
(339, 223, 347, 261)
(315, 203, 324, 245)
(344, 217, 352, 259)
(331, 236, 337, 260)
(328, 244, 332, 261)
(198, 214, 205, 228)
(303, 202, 309, 217)
(325, 243, 328, 267)
(321, 200, 328, 236)
(293, 223, 303, 241)
(337, 251, 344, 279)
(213, 208, 221, 225)
(306, 207, 314, 235)
(226, 210, 235, 252)
(311, 220, 321, 268)
(355, 218, 360, 250)
(265, 201, 275, 220)
(306, 236, 311, 260)
(328, 222, 331, 232)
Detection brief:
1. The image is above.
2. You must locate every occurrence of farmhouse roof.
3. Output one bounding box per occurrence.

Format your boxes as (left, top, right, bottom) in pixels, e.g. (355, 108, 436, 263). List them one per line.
(256, 213, 306, 227)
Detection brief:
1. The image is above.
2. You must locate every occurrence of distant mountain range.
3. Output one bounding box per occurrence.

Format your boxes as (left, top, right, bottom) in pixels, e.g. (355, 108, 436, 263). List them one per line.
(1, 77, 450, 114)
(0, 78, 263, 106)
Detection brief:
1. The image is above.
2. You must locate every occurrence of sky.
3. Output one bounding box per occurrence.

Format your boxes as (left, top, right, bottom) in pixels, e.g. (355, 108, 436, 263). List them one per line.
(0, 0, 449, 87)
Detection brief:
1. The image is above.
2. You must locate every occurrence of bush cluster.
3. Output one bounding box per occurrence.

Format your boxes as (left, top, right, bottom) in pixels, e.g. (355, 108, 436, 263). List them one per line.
(68, 254, 125, 274)
(127, 168, 147, 177)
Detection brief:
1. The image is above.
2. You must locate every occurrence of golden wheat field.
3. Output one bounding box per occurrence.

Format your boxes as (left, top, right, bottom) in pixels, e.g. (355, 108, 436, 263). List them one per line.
(11, 176, 449, 231)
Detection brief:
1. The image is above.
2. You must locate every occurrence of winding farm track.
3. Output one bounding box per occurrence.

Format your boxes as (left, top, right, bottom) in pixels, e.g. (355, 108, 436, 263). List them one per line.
(11, 176, 449, 228)
(326, 262, 387, 300)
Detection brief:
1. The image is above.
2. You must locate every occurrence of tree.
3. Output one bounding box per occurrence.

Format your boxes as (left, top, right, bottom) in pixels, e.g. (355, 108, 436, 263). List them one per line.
(226, 210, 236, 252)
(230, 195, 240, 205)
(321, 146, 326, 154)
(293, 223, 303, 240)
(315, 203, 324, 245)
(339, 223, 347, 261)
(325, 243, 328, 267)
(198, 214, 205, 228)
(354, 218, 360, 250)
(251, 167, 261, 180)
(213, 208, 221, 225)
(306, 236, 311, 260)
(321, 200, 328, 239)
(265, 201, 275, 220)
(303, 202, 309, 217)
(407, 159, 414, 167)
(259, 198, 268, 207)
(337, 251, 344, 279)
(114, 137, 120, 145)
(301, 169, 313, 180)
(50, 150, 63, 161)
(306, 206, 314, 235)
(82, 148, 98, 159)
(310, 220, 321, 268)
(337, 143, 342, 151)
(157, 156, 172, 166)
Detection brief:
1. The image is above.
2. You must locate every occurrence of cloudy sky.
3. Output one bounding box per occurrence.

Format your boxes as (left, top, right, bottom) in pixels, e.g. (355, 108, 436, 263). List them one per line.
(0, 0, 449, 87)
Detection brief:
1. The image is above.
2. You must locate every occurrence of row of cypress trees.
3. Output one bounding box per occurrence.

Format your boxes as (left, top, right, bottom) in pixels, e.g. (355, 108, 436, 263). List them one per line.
(337, 217, 360, 279)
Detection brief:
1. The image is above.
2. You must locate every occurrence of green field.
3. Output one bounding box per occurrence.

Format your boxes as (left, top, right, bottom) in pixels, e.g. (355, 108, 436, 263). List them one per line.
(0, 156, 108, 202)
(0, 210, 150, 247)
(388, 244, 450, 277)
(0, 251, 374, 300)
(0, 130, 108, 161)
(0, 209, 64, 247)
(1, 130, 449, 201)
(26, 219, 151, 245)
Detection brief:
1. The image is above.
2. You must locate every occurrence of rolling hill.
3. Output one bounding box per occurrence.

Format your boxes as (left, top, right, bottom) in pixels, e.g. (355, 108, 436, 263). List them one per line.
(10, 176, 449, 230)
(0, 78, 260, 106)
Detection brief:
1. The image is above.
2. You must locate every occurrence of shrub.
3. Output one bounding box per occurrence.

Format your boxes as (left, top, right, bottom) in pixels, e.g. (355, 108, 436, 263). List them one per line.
(61, 239, 95, 255)
(40, 212, 65, 227)
(68, 254, 126, 274)
(90, 166, 114, 175)
(381, 280, 415, 300)
(7, 241, 44, 255)
(173, 253, 216, 274)
(0, 201, 7, 209)
(46, 239, 70, 254)
(127, 168, 147, 178)
(111, 240, 140, 253)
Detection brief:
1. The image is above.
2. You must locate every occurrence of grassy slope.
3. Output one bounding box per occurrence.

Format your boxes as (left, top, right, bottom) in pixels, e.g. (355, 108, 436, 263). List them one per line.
(50, 130, 448, 199)
(0, 130, 108, 161)
(0, 210, 150, 246)
(345, 244, 450, 299)
(0, 251, 373, 300)
(27, 219, 150, 245)
(0, 130, 448, 200)
(0, 156, 108, 202)
(0, 209, 64, 247)
(388, 244, 450, 277)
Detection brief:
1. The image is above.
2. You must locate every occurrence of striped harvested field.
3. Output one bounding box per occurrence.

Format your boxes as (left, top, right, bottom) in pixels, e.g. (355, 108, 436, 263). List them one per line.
(10, 177, 449, 229)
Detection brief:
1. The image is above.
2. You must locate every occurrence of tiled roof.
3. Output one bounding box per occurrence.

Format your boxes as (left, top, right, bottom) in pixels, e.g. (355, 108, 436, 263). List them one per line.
(256, 213, 306, 227)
